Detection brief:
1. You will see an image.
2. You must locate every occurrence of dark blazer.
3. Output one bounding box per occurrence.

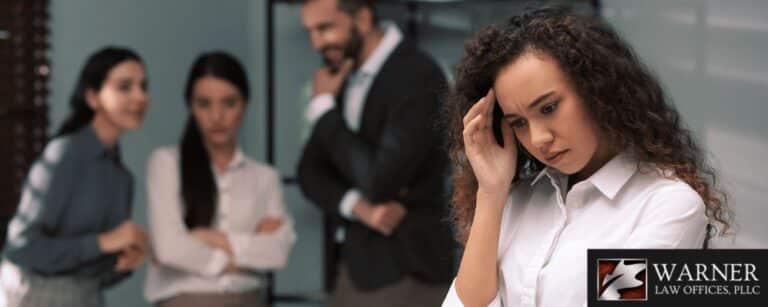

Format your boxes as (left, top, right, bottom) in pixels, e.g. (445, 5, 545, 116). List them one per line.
(298, 39, 455, 291)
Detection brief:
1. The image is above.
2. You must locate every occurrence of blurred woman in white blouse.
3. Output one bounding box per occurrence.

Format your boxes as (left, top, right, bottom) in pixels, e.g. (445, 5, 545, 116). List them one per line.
(440, 8, 731, 307)
(144, 51, 295, 307)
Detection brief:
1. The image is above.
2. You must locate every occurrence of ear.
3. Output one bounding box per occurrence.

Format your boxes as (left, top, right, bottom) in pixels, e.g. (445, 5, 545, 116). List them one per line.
(354, 7, 374, 34)
(85, 88, 100, 110)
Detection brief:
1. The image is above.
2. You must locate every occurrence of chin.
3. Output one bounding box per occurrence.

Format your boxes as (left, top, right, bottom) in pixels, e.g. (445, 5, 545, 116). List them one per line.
(118, 120, 142, 131)
(208, 136, 235, 147)
(549, 161, 578, 175)
(121, 114, 146, 129)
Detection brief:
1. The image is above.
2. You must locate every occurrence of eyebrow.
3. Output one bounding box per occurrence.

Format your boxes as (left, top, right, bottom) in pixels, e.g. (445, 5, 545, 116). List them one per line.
(305, 21, 332, 32)
(503, 91, 555, 120)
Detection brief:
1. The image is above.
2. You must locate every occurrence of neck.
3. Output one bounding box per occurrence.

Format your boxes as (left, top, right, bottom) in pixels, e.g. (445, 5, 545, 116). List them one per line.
(90, 115, 121, 149)
(357, 25, 385, 66)
(571, 145, 618, 188)
(206, 141, 236, 172)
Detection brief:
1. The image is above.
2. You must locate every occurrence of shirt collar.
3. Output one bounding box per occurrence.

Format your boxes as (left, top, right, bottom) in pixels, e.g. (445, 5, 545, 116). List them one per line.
(586, 151, 637, 199)
(530, 151, 637, 200)
(77, 125, 121, 161)
(213, 147, 247, 174)
(530, 167, 567, 192)
(357, 22, 402, 79)
(229, 147, 247, 169)
(531, 168, 551, 187)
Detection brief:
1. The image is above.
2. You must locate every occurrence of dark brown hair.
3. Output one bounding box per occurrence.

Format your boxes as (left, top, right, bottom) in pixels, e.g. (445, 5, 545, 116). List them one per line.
(298, 0, 379, 24)
(56, 47, 143, 137)
(444, 8, 731, 245)
(180, 51, 249, 228)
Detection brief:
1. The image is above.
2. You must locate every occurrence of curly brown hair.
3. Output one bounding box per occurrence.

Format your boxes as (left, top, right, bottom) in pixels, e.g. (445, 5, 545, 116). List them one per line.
(444, 8, 731, 245)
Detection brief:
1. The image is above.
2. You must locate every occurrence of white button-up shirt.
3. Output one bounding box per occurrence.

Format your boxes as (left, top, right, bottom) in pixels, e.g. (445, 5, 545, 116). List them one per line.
(144, 146, 296, 302)
(442, 152, 708, 307)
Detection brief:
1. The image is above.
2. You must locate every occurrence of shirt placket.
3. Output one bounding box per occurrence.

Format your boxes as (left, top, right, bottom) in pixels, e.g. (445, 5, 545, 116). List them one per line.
(216, 169, 233, 290)
(520, 175, 569, 307)
(344, 72, 369, 132)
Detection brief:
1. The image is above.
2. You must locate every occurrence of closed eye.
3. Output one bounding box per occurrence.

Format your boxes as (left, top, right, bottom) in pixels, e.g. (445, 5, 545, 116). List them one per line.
(508, 118, 527, 129)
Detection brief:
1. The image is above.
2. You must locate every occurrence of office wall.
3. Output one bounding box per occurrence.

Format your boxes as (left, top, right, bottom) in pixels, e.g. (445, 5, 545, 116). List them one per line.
(602, 0, 768, 248)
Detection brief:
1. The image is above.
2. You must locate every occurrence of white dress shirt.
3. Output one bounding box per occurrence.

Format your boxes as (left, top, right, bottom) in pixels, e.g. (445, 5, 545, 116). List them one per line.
(144, 146, 296, 302)
(305, 22, 403, 221)
(442, 152, 708, 307)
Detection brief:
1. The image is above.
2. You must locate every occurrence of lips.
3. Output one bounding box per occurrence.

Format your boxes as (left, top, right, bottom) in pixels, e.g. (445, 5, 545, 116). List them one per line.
(125, 110, 145, 120)
(545, 150, 568, 163)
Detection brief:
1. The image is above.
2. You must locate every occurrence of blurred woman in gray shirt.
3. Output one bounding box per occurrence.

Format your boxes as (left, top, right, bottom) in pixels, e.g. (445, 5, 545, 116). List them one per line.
(1, 47, 150, 307)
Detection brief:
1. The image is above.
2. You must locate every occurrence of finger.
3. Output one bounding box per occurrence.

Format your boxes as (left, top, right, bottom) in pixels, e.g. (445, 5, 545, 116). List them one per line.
(463, 112, 484, 136)
(383, 209, 403, 227)
(384, 214, 401, 229)
(380, 210, 397, 226)
(133, 253, 146, 268)
(136, 240, 148, 253)
(463, 96, 487, 127)
(138, 227, 148, 238)
(372, 213, 391, 233)
(463, 113, 487, 147)
(484, 88, 496, 122)
(379, 224, 393, 236)
(384, 221, 397, 235)
(338, 59, 354, 76)
(315, 67, 329, 77)
(131, 245, 144, 254)
(114, 257, 127, 272)
(378, 216, 393, 229)
(393, 202, 406, 213)
(389, 205, 405, 219)
(123, 247, 139, 261)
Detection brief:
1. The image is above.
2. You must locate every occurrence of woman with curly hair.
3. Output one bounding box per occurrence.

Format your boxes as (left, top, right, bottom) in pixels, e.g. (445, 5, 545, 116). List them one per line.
(441, 8, 731, 307)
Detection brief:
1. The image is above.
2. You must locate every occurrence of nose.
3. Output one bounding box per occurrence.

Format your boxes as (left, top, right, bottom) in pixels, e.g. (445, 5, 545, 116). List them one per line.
(134, 86, 149, 107)
(211, 104, 225, 122)
(529, 121, 554, 153)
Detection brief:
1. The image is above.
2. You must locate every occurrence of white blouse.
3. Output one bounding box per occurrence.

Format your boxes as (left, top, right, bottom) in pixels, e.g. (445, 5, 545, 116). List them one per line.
(442, 152, 708, 307)
(144, 146, 296, 302)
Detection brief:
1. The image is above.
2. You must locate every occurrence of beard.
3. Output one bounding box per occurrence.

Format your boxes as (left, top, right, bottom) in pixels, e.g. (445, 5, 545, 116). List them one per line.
(321, 26, 364, 73)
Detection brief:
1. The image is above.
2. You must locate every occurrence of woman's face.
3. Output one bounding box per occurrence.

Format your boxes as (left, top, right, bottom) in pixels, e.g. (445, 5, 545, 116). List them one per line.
(493, 51, 611, 179)
(190, 76, 246, 149)
(87, 60, 148, 132)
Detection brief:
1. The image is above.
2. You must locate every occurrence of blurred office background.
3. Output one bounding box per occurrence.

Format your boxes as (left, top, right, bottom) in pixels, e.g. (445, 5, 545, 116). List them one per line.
(1, 0, 766, 306)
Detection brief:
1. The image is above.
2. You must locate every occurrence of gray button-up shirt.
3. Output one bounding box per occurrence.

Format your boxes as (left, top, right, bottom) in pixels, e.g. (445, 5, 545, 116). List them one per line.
(4, 125, 133, 287)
